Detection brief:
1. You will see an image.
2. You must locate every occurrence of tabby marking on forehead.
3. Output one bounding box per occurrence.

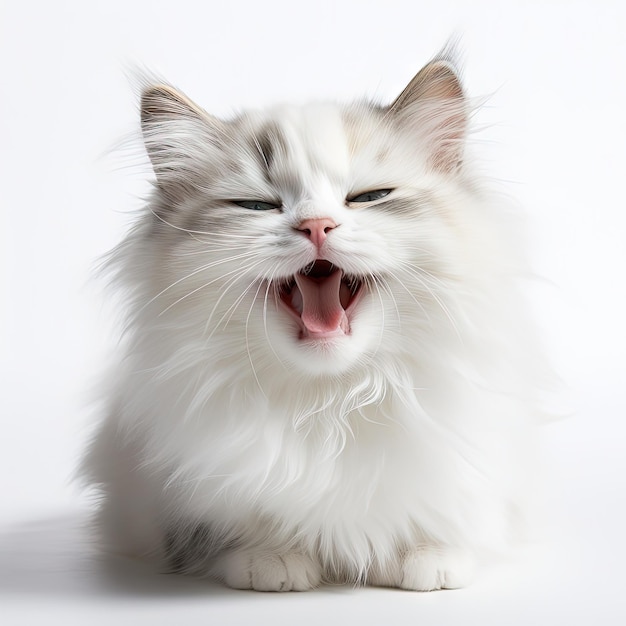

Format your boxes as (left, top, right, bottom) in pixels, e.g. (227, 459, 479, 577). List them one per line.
(248, 122, 283, 182)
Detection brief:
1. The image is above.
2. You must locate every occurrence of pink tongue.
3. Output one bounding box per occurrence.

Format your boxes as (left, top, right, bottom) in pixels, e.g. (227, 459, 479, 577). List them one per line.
(294, 270, 348, 335)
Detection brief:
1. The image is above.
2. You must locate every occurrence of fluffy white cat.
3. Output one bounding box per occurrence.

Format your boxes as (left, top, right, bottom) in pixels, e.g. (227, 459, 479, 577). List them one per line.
(83, 51, 545, 591)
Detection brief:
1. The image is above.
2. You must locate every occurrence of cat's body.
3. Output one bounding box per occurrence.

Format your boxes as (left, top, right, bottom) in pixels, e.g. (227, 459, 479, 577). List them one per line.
(83, 54, 544, 591)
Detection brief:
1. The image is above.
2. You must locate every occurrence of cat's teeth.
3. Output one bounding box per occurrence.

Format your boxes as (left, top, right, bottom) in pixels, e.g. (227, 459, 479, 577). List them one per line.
(291, 285, 304, 314)
(302, 261, 315, 276)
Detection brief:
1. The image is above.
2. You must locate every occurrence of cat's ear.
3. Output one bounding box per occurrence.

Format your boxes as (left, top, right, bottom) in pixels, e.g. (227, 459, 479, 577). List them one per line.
(140, 84, 226, 195)
(389, 60, 466, 173)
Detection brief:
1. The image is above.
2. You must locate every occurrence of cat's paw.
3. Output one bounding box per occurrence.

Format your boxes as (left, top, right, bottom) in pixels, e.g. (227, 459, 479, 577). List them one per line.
(369, 546, 475, 591)
(216, 550, 322, 591)
(399, 546, 474, 591)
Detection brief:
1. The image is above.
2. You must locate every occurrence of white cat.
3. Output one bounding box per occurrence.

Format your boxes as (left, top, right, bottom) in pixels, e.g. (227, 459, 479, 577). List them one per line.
(83, 52, 545, 591)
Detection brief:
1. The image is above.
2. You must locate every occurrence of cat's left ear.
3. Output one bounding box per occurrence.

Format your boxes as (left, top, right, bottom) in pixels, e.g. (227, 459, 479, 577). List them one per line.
(389, 60, 466, 173)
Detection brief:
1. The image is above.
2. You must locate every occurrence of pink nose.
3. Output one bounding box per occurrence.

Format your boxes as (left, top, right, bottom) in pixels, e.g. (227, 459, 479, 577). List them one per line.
(296, 218, 338, 248)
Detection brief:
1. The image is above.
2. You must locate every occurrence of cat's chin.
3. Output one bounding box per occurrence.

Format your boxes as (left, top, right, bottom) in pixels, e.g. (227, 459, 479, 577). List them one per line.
(284, 333, 363, 376)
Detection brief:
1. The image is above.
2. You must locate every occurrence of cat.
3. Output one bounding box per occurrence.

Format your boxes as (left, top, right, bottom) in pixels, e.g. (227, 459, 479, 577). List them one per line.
(82, 50, 545, 592)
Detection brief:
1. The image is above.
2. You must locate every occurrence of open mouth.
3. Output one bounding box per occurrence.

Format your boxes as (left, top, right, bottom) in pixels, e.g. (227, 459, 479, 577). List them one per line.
(278, 260, 364, 339)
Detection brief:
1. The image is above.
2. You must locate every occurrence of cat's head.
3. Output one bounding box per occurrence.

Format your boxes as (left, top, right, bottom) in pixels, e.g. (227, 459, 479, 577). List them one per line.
(132, 58, 473, 378)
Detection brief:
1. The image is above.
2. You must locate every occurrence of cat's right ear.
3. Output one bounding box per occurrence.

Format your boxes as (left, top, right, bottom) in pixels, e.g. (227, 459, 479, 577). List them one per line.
(388, 60, 467, 173)
(140, 84, 226, 195)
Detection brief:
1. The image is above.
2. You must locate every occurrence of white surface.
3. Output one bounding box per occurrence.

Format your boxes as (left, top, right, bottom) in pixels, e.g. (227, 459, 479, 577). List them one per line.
(2, 1, 625, 624)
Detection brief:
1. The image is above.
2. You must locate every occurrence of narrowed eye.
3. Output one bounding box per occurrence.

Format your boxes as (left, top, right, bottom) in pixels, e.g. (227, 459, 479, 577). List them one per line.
(232, 200, 281, 211)
(347, 189, 393, 203)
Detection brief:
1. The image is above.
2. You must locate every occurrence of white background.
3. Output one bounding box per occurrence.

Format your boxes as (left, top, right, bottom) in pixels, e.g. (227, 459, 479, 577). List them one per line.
(1, 1, 625, 624)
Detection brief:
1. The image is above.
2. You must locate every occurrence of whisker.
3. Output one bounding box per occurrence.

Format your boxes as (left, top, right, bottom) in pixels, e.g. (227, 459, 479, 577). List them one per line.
(174, 244, 256, 257)
(141, 251, 262, 313)
(381, 266, 432, 324)
(395, 262, 462, 340)
(201, 257, 268, 341)
(262, 263, 288, 369)
(374, 275, 402, 330)
(245, 279, 268, 397)
(150, 208, 266, 240)
(150, 208, 214, 236)
(220, 268, 268, 329)
(368, 276, 387, 358)
(158, 259, 262, 317)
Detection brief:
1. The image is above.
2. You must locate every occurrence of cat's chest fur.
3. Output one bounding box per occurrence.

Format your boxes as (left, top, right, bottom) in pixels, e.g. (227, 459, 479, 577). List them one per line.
(171, 389, 423, 558)
(155, 364, 507, 564)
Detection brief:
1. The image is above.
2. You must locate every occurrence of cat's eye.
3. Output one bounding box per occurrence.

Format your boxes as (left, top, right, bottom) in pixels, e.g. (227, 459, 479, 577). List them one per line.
(347, 189, 393, 203)
(232, 200, 282, 211)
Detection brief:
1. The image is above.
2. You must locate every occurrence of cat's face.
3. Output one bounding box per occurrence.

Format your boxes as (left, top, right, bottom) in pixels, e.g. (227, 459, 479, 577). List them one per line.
(137, 62, 468, 376)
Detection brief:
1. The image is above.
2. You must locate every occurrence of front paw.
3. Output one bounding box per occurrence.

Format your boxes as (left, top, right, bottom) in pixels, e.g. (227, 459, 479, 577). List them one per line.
(369, 546, 475, 591)
(214, 550, 322, 592)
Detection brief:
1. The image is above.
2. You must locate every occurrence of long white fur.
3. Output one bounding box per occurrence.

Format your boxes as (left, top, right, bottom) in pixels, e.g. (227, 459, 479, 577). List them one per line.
(82, 58, 545, 591)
